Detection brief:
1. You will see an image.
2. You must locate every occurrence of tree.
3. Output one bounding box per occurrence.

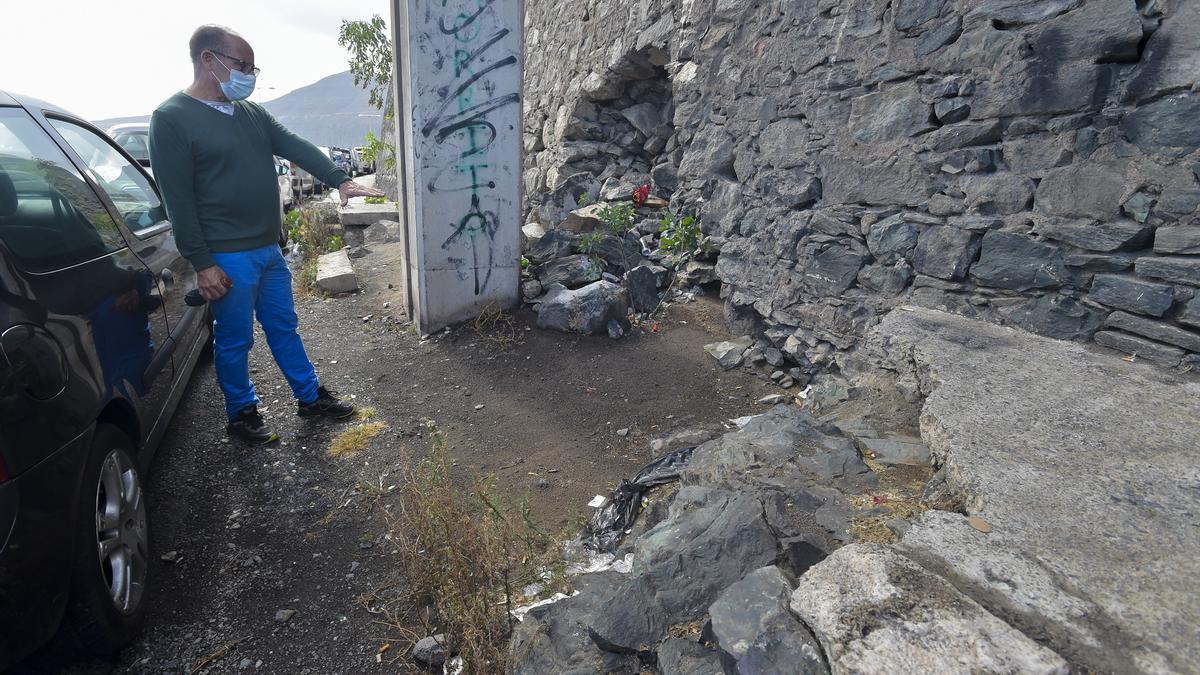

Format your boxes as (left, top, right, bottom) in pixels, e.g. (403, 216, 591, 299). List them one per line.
(338, 15, 392, 111)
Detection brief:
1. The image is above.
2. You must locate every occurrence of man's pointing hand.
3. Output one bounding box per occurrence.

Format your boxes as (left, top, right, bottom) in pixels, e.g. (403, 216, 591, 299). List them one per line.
(336, 180, 386, 207)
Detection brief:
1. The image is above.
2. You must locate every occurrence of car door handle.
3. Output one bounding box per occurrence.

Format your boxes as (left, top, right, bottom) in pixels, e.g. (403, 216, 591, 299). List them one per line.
(159, 268, 174, 284)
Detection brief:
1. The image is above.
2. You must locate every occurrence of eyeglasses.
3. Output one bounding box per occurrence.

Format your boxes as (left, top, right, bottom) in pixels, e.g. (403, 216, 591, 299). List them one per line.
(209, 50, 260, 76)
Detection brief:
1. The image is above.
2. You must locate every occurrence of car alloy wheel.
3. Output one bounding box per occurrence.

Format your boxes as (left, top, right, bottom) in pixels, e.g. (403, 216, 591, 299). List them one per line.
(94, 448, 148, 615)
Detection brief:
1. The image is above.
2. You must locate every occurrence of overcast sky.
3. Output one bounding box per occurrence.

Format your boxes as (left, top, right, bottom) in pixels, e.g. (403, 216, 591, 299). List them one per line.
(0, 0, 390, 121)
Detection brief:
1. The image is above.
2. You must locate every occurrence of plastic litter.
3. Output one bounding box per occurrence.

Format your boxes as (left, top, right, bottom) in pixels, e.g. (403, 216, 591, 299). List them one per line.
(582, 446, 695, 552)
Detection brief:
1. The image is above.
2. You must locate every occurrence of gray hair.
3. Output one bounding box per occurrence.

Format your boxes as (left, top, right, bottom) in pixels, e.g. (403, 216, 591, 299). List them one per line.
(189, 25, 238, 63)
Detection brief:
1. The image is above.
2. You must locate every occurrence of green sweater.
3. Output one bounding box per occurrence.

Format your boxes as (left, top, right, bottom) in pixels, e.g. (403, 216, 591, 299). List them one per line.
(148, 93, 350, 270)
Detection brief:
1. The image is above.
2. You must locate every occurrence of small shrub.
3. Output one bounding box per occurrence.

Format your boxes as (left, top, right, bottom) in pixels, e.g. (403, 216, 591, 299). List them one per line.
(659, 214, 705, 257)
(519, 255, 530, 270)
(578, 231, 607, 270)
(364, 195, 387, 204)
(597, 202, 635, 235)
(577, 191, 593, 208)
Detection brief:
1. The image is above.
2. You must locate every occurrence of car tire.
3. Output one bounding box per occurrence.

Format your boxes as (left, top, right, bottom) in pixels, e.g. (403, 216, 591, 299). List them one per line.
(61, 424, 149, 658)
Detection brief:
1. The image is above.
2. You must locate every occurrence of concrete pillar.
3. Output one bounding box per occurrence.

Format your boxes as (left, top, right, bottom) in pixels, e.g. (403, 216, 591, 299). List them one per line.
(390, 0, 524, 334)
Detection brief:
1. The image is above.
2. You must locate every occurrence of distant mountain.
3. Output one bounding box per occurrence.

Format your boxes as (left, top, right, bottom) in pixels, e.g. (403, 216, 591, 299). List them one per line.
(94, 71, 384, 149)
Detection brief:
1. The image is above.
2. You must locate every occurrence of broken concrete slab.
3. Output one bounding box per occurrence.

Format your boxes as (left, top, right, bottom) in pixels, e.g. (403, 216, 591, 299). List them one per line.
(316, 250, 357, 294)
(863, 306, 1200, 673)
(790, 544, 1068, 674)
(897, 510, 1119, 670)
(339, 202, 401, 227)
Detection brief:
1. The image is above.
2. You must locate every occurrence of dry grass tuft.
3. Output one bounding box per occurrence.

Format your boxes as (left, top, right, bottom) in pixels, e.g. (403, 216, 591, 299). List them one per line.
(472, 301, 520, 347)
(377, 422, 560, 674)
(328, 421, 387, 459)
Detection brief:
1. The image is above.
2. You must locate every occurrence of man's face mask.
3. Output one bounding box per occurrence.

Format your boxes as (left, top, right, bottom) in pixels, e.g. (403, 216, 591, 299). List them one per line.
(209, 53, 256, 101)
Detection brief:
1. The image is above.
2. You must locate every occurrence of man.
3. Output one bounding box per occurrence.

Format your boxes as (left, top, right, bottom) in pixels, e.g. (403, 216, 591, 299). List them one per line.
(149, 25, 385, 444)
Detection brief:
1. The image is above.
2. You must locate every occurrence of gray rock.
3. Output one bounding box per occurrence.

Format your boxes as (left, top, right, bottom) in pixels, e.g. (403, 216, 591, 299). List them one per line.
(895, 0, 945, 29)
(848, 84, 935, 143)
(522, 222, 547, 248)
(868, 307, 1200, 670)
(1120, 93, 1200, 158)
(594, 234, 643, 274)
(537, 172, 600, 227)
(791, 545, 1068, 674)
(1103, 311, 1200, 353)
(274, 609, 296, 623)
(581, 72, 624, 101)
(412, 635, 446, 667)
(1087, 274, 1175, 317)
(521, 279, 544, 303)
(963, 173, 1035, 215)
(1064, 253, 1136, 273)
(588, 487, 778, 653)
(913, 16, 963, 57)
(866, 216, 918, 264)
(969, 232, 1068, 291)
(657, 638, 724, 675)
(704, 336, 754, 369)
(794, 241, 870, 295)
(757, 394, 787, 405)
(1135, 256, 1200, 286)
(561, 203, 607, 233)
(709, 566, 827, 674)
(509, 572, 638, 673)
(536, 281, 629, 335)
(1123, 0, 1200, 103)
(1153, 226, 1200, 255)
(1034, 163, 1126, 221)
(859, 435, 930, 466)
(933, 97, 970, 124)
(763, 347, 785, 367)
(1033, 217, 1152, 253)
(921, 120, 1001, 152)
(1005, 294, 1104, 341)
(758, 118, 809, 169)
(1122, 191, 1156, 224)
(620, 103, 663, 138)
(624, 265, 660, 313)
(537, 254, 603, 288)
(912, 226, 980, 281)
(1094, 330, 1184, 367)
(1180, 297, 1200, 329)
(680, 260, 719, 286)
(527, 228, 579, 263)
(857, 261, 915, 296)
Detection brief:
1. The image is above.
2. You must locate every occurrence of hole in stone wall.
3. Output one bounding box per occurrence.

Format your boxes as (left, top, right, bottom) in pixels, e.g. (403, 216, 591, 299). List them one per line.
(557, 53, 676, 196)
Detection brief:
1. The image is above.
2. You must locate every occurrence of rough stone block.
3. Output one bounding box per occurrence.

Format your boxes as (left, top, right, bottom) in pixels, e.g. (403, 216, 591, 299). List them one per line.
(1005, 294, 1103, 341)
(339, 202, 400, 227)
(535, 281, 628, 335)
(704, 336, 754, 370)
(1033, 216, 1152, 252)
(561, 203, 607, 232)
(1180, 297, 1200, 329)
(1135, 256, 1200, 286)
(315, 250, 357, 294)
(1120, 93, 1200, 158)
(970, 231, 1068, 291)
(708, 566, 826, 673)
(1087, 274, 1175, 317)
(537, 254, 603, 289)
(848, 84, 935, 143)
(921, 120, 1001, 152)
(1153, 226, 1200, 255)
(866, 216, 918, 264)
(790, 545, 1068, 675)
(1094, 330, 1183, 366)
(1103, 311, 1200, 352)
(1035, 163, 1126, 220)
(912, 226, 980, 281)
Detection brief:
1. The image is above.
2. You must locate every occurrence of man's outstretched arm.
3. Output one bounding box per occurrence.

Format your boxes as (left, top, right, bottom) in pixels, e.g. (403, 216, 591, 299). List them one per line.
(260, 105, 384, 206)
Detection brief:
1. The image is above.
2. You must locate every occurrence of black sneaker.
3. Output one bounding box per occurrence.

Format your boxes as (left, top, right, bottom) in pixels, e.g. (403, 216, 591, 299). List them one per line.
(297, 386, 356, 420)
(227, 406, 279, 445)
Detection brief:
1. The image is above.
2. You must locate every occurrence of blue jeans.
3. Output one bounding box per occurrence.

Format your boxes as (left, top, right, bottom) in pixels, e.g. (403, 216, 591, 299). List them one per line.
(210, 245, 320, 420)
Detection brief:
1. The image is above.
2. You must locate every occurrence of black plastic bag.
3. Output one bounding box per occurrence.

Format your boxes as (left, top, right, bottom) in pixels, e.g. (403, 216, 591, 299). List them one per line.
(582, 446, 695, 552)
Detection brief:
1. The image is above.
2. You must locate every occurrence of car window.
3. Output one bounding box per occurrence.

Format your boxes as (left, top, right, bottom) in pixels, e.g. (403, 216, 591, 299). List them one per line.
(47, 117, 166, 235)
(0, 108, 126, 272)
(114, 131, 150, 163)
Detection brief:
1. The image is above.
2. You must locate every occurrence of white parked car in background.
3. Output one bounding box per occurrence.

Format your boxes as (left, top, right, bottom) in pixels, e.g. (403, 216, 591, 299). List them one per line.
(105, 122, 152, 176)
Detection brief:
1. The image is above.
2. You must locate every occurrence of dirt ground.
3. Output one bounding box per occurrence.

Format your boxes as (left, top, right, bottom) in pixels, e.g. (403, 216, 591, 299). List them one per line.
(49, 252, 776, 673)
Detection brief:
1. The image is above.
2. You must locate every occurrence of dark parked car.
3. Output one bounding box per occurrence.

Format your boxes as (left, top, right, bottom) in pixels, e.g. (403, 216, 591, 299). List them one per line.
(0, 91, 209, 668)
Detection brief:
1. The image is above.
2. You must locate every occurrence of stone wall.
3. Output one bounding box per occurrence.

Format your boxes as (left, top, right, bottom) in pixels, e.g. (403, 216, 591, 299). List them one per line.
(522, 0, 1200, 368)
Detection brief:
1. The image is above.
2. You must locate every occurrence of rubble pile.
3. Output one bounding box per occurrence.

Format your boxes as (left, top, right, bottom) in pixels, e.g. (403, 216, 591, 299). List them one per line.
(521, 183, 719, 336)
